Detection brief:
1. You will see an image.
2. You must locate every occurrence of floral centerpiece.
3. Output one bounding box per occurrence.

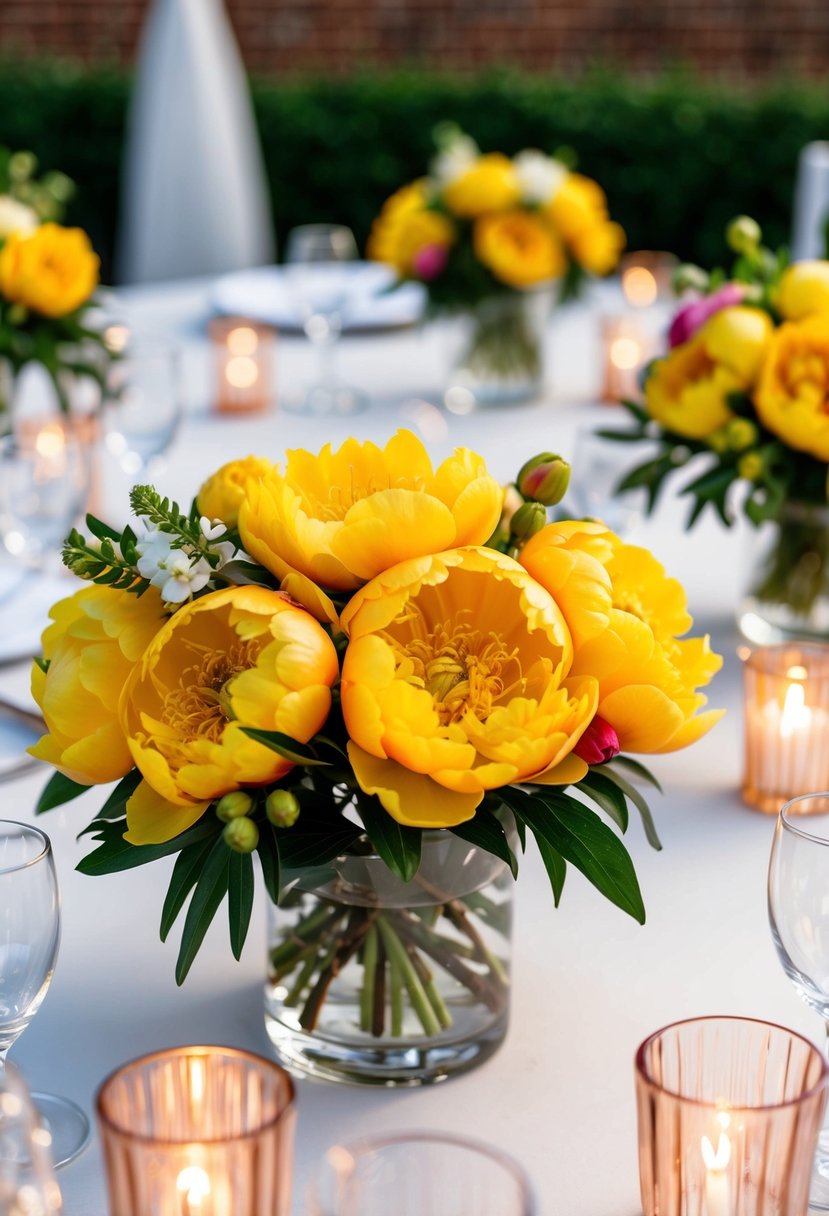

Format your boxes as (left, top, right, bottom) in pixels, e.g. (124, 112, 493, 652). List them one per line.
(0, 148, 107, 426)
(31, 431, 721, 1084)
(368, 126, 625, 404)
(598, 217, 829, 642)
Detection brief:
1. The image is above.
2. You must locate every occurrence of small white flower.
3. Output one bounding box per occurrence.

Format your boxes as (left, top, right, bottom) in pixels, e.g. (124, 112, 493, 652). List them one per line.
(200, 517, 227, 541)
(514, 151, 567, 207)
(0, 195, 38, 239)
(136, 529, 177, 588)
(431, 133, 479, 187)
(161, 554, 212, 604)
(200, 516, 237, 569)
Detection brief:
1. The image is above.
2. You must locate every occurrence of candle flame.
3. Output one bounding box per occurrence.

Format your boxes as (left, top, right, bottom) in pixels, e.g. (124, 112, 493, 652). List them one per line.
(34, 424, 66, 459)
(701, 1131, 731, 1170)
(622, 266, 658, 307)
(781, 681, 811, 738)
(227, 326, 258, 356)
(176, 1165, 211, 1207)
(610, 336, 642, 370)
(226, 356, 259, 389)
(786, 664, 808, 680)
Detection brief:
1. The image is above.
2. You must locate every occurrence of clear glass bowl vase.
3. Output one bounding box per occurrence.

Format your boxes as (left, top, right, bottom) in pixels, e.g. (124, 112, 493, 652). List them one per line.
(264, 831, 513, 1086)
(739, 501, 829, 644)
(446, 289, 551, 408)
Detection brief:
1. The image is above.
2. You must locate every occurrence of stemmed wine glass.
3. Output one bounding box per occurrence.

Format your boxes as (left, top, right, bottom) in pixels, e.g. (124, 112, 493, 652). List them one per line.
(283, 223, 368, 415)
(0, 425, 90, 567)
(0, 821, 89, 1167)
(102, 340, 183, 481)
(0, 1062, 63, 1212)
(768, 791, 829, 1210)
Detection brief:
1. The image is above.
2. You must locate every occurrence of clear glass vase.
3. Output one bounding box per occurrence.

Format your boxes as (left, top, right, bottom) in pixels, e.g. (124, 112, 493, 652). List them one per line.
(264, 831, 513, 1086)
(446, 290, 551, 408)
(739, 501, 829, 644)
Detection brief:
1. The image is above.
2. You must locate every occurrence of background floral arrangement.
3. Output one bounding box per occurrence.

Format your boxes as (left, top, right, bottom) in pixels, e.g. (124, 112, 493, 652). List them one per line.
(367, 125, 625, 308)
(32, 432, 720, 1018)
(0, 147, 107, 417)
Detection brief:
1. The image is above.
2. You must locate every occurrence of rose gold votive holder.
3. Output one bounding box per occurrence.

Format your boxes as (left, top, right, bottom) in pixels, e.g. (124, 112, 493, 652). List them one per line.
(209, 316, 276, 414)
(635, 1016, 828, 1216)
(96, 1045, 295, 1216)
(742, 643, 829, 813)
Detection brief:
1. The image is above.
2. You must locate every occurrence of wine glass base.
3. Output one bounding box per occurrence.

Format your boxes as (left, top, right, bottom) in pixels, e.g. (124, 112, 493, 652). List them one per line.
(30, 1091, 91, 1168)
(284, 384, 369, 416)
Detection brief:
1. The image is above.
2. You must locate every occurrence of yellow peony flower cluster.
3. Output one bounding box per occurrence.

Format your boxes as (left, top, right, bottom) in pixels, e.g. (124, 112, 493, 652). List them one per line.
(31, 431, 721, 844)
(367, 130, 624, 295)
(0, 222, 99, 318)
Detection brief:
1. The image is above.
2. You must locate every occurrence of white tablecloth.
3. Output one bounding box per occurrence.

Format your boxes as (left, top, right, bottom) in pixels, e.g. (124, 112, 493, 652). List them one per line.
(0, 280, 804, 1216)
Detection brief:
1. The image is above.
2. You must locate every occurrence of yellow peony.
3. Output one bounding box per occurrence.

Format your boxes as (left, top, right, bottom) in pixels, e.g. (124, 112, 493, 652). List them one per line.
(29, 585, 166, 785)
(521, 522, 723, 753)
(238, 430, 503, 603)
(776, 261, 829, 321)
(754, 317, 829, 460)
(367, 181, 455, 276)
(474, 210, 566, 288)
(645, 306, 773, 439)
(570, 220, 626, 276)
(120, 585, 338, 844)
(546, 173, 608, 241)
(196, 455, 274, 530)
(339, 547, 599, 829)
(0, 222, 99, 317)
(442, 154, 521, 218)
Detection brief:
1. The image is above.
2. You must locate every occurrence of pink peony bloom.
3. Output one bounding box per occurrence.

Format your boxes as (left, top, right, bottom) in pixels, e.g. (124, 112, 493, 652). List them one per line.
(574, 715, 621, 766)
(412, 243, 449, 281)
(668, 282, 746, 348)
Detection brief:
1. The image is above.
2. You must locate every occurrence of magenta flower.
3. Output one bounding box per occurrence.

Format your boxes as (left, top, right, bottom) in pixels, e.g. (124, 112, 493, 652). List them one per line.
(574, 715, 621, 766)
(412, 243, 449, 281)
(668, 282, 746, 348)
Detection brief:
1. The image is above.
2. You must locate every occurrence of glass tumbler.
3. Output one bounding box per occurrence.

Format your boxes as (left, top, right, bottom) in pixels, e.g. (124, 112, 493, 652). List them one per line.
(96, 1045, 296, 1216)
(635, 1015, 828, 1216)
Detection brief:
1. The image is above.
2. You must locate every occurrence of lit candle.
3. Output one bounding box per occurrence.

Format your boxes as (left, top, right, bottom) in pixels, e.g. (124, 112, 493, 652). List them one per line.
(210, 317, 276, 414)
(177, 1165, 211, 1216)
(601, 314, 650, 402)
(701, 1112, 731, 1216)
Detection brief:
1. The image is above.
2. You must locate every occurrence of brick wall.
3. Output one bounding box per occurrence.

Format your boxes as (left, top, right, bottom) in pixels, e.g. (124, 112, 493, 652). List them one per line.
(1, 0, 827, 79)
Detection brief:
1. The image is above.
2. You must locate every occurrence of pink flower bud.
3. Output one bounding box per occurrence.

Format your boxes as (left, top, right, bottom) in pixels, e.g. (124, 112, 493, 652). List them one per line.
(412, 243, 449, 281)
(574, 715, 620, 766)
(668, 282, 746, 348)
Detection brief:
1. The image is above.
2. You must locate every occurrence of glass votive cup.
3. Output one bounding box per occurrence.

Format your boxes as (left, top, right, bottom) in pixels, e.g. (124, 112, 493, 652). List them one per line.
(635, 1015, 828, 1216)
(209, 316, 276, 414)
(96, 1045, 295, 1216)
(742, 642, 829, 813)
(307, 1131, 536, 1216)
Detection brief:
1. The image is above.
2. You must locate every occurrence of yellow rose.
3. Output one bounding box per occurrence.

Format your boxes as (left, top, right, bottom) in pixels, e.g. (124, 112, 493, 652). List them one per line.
(120, 585, 338, 844)
(521, 521, 723, 753)
(776, 261, 829, 320)
(0, 222, 99, 317)
(442, 154, 520, 218)
(755, 317, 829, 460)
(340, 547, 599, 828)
(196, 455, 274, 529)
(238, 430, 503, 604)
(474, 211, 566, 288)
(368, 181, 456, 277)
(570, 220, 626, 276)
(645, 306, 773, 439)
(546, 173, 609, 242)
(29, 585, 166, 785)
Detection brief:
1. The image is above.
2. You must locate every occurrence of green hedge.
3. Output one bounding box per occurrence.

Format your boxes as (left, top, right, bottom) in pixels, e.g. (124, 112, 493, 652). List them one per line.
(0, 60, 827, 281)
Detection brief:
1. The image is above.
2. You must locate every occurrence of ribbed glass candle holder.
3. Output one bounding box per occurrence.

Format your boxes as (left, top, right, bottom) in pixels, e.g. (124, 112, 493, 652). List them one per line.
(742, 643, 829, 813)
(96, 1045, 295, 1216)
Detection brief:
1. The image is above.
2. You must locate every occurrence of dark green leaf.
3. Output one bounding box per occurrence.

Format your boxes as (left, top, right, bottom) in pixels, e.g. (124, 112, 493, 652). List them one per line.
(578, 770, 629, 833)
(77, 818, 217, 876)
(535, 834, 567, 906)
(36, 772, 90, 814)
(240, 728, 329, 766)
(85, 513, 121, 542)
(516, 792, 646, 923)
(609, 756, 663, 794)
(160, 837, 216, 942)
(277, 817, 363, 871)
(175, 836, 231, 985)
(94, 769, 142, 821)
(227, 850, 255, 961)
(451, 813, 518, 879)
(600, 766, 663, 851)
(357, 795, 422, 882)
(257, 821, 281, 903)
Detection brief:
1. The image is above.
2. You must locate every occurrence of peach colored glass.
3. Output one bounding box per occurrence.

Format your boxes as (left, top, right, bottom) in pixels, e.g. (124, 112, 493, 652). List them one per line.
(209, 316, 276, 414)
(96, 1045, 295, 1216)
(635, 1016, 828, 1216)
(742, 643, 829, 813)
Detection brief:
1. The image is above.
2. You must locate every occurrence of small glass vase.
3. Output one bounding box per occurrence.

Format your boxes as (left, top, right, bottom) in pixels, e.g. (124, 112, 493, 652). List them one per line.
(447, 290, 551, 408)
(739, 501, 829, 644)
(264, 831, 513, 1086)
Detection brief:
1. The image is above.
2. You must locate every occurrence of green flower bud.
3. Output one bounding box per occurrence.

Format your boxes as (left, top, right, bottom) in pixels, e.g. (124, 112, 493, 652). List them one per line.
(215, 791, 254, 822)
(265, 789, 301, 828)
(726, 417, 759, 452)
(672, 263, 709, 294)
(223, 817, 260, 853)
(726, 215, 762, 256)
(738, 451, 764, 482)
(516, 453, 571, 506)
(510, 501, 547, 543)
(8, 150, 36, 182)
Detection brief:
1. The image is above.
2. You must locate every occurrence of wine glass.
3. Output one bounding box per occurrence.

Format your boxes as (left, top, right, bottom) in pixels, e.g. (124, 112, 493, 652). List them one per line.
(102, 340, 183, 480)
(768, 791, 829, 1209)
(283, 224, 368, 415)
(0, 425, 89, 567)
(0, 1062, 63, 1213)
(0, 821, 89, 1167)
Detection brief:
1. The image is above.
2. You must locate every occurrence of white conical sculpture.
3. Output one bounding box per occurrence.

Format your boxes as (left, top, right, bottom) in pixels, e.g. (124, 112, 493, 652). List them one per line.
(791, 142, 829, 263)
(118, 0, 274, 284)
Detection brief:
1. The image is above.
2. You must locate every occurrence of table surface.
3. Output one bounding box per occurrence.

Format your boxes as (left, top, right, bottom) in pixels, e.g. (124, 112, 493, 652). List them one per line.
(0, 278, 811, 1216)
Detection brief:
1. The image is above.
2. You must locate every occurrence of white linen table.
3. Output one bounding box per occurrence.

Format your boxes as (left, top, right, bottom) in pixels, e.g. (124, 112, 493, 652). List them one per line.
(0, 278, 810, 1215)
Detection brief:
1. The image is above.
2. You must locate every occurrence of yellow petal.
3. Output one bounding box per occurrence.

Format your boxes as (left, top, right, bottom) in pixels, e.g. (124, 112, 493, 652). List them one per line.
(599, 684, 685, 753)
(347, 742, 482, 828)
(529, 752, 589, 785)
(125, 780, 209, 845)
